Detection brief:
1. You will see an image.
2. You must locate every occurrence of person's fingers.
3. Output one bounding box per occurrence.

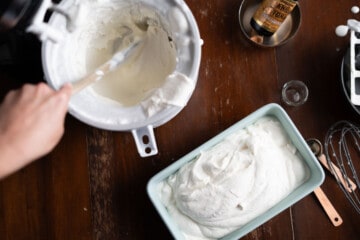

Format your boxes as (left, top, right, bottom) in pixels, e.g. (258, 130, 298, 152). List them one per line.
(0, 82, 74, 179)
(54, 83, 72, 113)
(3, 88, 21, 104)
(59, 83, 73, 96)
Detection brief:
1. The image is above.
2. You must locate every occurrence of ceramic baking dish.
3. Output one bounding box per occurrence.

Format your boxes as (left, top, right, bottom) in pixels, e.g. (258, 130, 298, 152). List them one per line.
(147, 103, 325, 239)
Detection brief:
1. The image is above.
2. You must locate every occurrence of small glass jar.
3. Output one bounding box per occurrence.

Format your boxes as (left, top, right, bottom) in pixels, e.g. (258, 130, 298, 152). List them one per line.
(281, 80, 308, 106)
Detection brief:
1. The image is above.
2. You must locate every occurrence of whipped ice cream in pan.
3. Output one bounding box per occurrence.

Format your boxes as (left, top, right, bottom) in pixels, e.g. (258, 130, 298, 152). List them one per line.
(158, 117, 309, 239)
(41, 0, 202, 156)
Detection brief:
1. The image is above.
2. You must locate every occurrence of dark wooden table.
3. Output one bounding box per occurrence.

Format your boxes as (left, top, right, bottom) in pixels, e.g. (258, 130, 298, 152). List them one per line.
(1, 0, 360, 239)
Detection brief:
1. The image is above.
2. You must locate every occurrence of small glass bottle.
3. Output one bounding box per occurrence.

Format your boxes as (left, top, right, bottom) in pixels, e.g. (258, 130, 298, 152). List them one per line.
(250, 0, 298, 36)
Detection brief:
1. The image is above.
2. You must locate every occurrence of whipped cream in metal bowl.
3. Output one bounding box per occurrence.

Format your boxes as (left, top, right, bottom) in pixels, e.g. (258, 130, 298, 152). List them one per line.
(43, 0, 201, 123)
(41, 0, 202, 156)
(158, 116, 309, 239)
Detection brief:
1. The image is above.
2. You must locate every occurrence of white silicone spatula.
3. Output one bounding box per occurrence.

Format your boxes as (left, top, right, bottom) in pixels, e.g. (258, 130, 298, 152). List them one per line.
(71, 41, 141, 95)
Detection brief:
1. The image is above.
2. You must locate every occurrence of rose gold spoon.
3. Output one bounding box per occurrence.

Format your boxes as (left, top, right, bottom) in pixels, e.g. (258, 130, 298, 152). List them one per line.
(308, 138, 356, 192)
(307, 139, 343, 227)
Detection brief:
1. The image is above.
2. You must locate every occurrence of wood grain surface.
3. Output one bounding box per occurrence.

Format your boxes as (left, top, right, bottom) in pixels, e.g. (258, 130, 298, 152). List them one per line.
(1, 0, 360, 239)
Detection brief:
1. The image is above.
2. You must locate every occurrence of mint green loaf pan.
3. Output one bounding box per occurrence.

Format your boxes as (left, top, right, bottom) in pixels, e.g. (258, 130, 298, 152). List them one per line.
(147, 103, 325, 240)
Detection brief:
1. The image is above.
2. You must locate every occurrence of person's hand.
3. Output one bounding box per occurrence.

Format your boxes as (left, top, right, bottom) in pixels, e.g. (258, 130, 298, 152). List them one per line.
(0, 83, 72, 179)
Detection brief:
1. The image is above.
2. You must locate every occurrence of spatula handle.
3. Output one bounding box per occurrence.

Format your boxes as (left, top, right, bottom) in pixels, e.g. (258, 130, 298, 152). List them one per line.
(318, 154, 357, 192)
(313, 187, 343, 227)
(71, 63, 111, 95)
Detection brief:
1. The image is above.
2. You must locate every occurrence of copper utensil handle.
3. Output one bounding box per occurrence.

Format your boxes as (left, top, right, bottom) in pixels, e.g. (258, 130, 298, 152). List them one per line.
(318, 154, 357, 192)
(313, 187, 343, 227)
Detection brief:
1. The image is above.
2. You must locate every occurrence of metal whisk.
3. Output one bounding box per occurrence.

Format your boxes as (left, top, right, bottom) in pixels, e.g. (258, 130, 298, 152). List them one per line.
(324, 120, 360, 213)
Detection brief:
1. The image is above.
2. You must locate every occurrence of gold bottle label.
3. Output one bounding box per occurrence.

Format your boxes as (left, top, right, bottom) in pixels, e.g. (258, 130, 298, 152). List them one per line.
(252, 0, 297, 33)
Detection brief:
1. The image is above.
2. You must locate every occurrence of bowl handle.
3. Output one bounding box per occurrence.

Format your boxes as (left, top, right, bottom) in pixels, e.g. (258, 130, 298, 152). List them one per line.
(131, 126, 158, 157)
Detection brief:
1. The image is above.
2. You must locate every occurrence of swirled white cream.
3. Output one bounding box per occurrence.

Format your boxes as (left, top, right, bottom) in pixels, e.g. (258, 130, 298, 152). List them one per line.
(86, 4, 177, 106)
(61, 0, 194, 117)
(159, 117, 309, 239)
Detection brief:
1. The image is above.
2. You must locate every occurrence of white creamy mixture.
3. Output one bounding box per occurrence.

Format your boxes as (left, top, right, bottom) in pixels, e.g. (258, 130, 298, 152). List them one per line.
(159, 117, 309, 240)
(61, 0, 194, 116)
(352, 6, 360, 14)
(335, 6, 360, 37)
(86, 6, 177, 106)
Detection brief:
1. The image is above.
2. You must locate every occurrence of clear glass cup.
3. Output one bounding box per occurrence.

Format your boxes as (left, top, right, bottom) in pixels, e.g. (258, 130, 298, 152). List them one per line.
(281, 80, 309, 106)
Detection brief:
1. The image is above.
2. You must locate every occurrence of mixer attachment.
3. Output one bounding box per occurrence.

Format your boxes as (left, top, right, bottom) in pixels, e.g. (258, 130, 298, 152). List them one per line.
(26, 0, 81, 42)
(324, 121, 360, 213)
